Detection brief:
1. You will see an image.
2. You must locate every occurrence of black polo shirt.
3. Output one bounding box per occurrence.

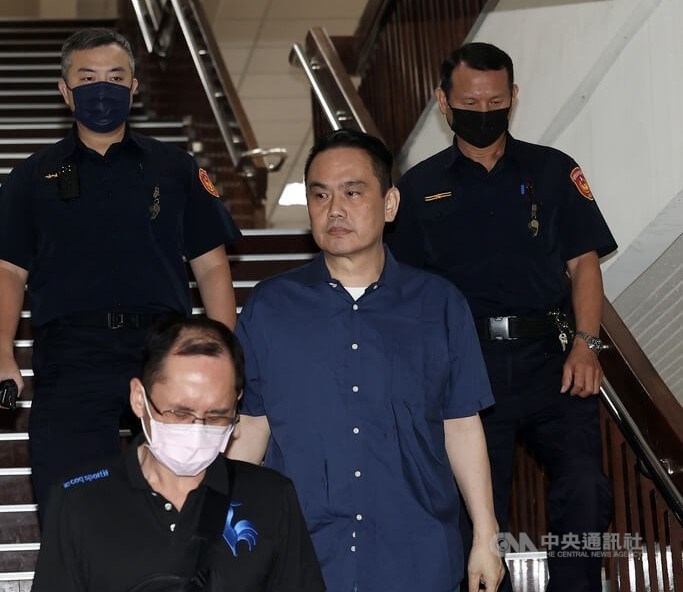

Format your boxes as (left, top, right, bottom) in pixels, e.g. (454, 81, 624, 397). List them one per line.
(386, 135, 617, 319)
(0, 125, 240, 326)
(33, 435, 326, 592)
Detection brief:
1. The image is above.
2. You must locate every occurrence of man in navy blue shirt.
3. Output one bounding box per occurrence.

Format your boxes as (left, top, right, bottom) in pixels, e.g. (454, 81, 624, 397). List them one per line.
(386, 43, 616, 592)
(229, 129, 504, 592)
(0, 28, 240, 511)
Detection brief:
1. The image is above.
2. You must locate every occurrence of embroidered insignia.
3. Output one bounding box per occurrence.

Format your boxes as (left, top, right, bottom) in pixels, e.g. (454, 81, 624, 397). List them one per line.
(570, 167, 594, 200)
(199, 168, 220, 198)
(223, 502, 258, 557)
(424, 191, 452, 202)
(44, 172, 59, 180)
(149, 185, 160, 220)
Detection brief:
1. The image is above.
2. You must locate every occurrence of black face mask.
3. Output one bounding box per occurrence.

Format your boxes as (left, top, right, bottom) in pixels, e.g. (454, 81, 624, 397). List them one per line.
(449, 106, 510, 148)
(68, 81, 132, 133)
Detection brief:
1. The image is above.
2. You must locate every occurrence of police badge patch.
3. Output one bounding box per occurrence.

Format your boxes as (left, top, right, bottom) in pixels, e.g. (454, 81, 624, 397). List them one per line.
(570, 167, 594, 200)
(199, 168, 220, 198)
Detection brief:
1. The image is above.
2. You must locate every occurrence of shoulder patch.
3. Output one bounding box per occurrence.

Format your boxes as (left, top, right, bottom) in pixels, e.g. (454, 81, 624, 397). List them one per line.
(570, 167, 594, 200)
(199, 168, 220, 198)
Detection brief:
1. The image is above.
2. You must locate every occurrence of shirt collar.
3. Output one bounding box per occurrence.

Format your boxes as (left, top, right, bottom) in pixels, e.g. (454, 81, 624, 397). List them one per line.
(298, 245, 403, 295)
(125, 432, 232, 495)
(445, 132, 523, 170)
(55, 122, 144, 160)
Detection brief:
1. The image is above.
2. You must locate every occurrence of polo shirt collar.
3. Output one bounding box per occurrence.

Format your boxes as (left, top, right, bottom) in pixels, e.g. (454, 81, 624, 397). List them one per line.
(299, 245, 402, 295)
(125, 433, 232, 495)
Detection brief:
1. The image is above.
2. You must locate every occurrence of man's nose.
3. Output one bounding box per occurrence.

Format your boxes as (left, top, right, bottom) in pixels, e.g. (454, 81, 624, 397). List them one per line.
(328, 194, 345, 217)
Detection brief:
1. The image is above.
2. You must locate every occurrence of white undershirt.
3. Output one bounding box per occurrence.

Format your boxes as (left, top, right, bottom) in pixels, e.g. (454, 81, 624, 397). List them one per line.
(344, 286, 367, 301)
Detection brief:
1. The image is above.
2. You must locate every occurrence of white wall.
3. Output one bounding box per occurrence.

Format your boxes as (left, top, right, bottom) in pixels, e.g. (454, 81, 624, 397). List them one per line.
(398, 0, 683, 301)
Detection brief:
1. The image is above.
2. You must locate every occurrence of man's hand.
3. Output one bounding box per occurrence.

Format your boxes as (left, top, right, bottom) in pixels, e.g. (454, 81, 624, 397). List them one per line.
(468, 537, 505, 591)
(0, 353, 23, 400)
(560, 339, 602, 397)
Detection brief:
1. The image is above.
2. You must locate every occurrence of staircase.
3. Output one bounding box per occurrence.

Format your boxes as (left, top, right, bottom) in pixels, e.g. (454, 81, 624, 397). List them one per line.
(0, 20, 318, 588)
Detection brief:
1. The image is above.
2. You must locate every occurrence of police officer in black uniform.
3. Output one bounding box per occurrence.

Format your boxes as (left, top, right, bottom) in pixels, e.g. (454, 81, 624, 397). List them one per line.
(0, 28, 240, 512)
(386, 43, 616, 592)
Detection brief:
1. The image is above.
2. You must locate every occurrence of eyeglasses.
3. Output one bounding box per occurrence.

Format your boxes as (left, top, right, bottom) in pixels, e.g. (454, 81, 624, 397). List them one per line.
(145, 392, 239, 428)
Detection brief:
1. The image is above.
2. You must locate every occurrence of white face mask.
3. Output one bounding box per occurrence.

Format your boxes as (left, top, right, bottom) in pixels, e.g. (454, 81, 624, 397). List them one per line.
(140, 389, 235, 477)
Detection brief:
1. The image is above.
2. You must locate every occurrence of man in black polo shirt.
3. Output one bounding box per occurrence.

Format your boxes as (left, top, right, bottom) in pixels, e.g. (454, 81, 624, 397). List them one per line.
(0, 28, 240, 510)
(33, 316, 325, 592)
(386, 43, 616, 592)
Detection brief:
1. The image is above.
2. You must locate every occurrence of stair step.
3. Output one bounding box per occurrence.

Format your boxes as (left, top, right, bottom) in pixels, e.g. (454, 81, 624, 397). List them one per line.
(0, 546, 38, 573)
(0, 509, 38, 544)
(0, 475, 33, 510)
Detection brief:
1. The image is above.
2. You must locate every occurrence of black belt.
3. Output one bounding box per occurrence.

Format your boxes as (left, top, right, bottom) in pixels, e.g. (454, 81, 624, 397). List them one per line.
(475, 314, 562, 340)
(49, 312, 171, 330)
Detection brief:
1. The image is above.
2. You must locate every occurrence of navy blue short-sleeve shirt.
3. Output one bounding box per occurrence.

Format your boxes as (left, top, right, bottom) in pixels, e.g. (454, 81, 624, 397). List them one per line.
(236, 249, 494, 592)
(386, 136, 617, 319)
(0, 126, 240, 326)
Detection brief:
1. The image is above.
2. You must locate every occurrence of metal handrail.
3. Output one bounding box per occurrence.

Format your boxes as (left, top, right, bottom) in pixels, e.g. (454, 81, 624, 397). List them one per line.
(289, 28, 384, 139)
(290, 42, 342, 130)
(600, 377, 683, 524)
(129, 0, 286, 177)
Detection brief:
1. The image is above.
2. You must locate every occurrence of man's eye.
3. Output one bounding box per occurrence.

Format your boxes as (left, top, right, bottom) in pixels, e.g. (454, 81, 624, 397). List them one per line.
(171, 410, 193, 419)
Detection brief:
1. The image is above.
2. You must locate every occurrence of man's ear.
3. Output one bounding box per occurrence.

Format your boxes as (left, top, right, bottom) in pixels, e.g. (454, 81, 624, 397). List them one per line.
(384, 186, 400, 223)
(130, 77, 139, 99)
(434, 87, 450, 116)
(130, 378, 146, 419)
(58, 79, 73, 109)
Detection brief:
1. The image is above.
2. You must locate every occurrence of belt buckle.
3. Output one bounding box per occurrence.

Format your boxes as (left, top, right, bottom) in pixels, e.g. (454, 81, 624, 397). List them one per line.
(489, 316, 511, 340)
(107, 312, 126, 329)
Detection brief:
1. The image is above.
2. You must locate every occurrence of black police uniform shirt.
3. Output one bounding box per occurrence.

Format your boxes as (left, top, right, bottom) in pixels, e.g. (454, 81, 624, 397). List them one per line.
(0, 125, 241, 326)
(386, 135, 618, 320)
(32, 435, 327, 592)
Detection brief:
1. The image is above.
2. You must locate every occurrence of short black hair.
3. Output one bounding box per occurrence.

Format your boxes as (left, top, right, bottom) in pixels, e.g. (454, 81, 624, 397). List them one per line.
(440, 42, 514, 95)
(61, 28, 135, 80)
(141, 316, 244, 395)
(304, 128, 393, 194)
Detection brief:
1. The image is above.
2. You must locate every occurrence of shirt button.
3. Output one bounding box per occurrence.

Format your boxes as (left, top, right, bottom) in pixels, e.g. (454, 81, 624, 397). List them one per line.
(352, 531, 357, 538)
(354, 470, 361, 478)
(170, 523, 176, 532)
(351, 545, 356, 552)
(353, 427, 360, 435)
(356, 514, 363, 521)
(352, 303, 359, 311)
(352, 385, 359, 393)
(164, 502, 172, 511)
(351, 343, 358, 350)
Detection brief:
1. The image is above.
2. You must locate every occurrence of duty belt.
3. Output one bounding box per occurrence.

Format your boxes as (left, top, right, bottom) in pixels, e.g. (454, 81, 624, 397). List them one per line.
(49, 311, 172, 330)
(475, 313, 571, 341)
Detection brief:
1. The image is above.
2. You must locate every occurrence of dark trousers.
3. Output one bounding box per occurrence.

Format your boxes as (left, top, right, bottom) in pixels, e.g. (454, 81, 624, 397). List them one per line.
(461, 337, 612, 592)
(29, 324, 148, 515)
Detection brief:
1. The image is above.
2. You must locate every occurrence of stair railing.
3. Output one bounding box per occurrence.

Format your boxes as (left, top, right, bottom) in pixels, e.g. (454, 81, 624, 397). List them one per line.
(129, 0, 286, 207)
